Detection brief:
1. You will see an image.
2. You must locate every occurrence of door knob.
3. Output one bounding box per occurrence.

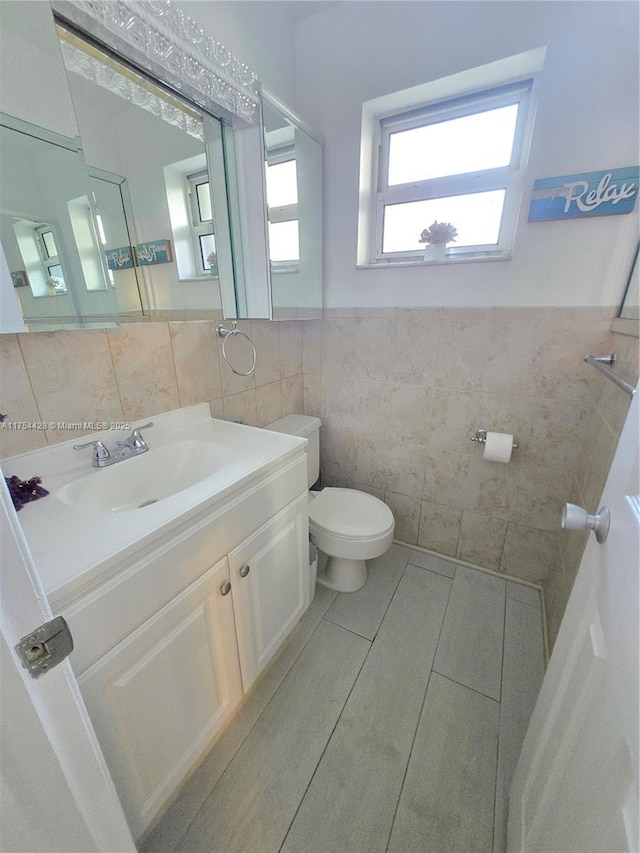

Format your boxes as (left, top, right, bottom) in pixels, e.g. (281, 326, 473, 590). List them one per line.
(239, 564, 250, 578)
(220, 581, 231, 596)
(562, 503, 610, 543)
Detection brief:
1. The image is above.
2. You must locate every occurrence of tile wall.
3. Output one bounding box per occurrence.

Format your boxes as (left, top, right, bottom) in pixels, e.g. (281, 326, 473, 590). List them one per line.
(302, 307, 637, 649)
(1, 307, 636, 650)
(0, 316, 303, 459)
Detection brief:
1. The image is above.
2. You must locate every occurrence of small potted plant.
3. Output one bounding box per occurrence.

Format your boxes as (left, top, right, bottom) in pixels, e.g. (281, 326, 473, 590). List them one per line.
(419, 221, 458, 261)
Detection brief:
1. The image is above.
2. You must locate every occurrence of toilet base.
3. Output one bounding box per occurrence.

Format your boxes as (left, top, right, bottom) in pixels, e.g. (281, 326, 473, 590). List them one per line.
(316, 556, 368, 593)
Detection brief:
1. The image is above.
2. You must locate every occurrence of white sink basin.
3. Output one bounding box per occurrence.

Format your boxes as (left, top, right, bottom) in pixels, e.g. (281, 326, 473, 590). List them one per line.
(56, 440, 230, 513)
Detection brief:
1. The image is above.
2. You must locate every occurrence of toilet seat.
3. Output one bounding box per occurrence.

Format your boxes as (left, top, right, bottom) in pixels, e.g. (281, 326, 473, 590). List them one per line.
(309, 488, 394, 540)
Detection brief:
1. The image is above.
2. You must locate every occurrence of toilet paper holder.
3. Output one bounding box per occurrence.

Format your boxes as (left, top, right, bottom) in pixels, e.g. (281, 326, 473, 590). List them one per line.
(470, 429, 519, 450)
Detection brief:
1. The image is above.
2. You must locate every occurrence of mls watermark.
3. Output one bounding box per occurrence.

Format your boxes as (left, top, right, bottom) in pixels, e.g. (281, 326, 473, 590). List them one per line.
(0, 421, 131, 431)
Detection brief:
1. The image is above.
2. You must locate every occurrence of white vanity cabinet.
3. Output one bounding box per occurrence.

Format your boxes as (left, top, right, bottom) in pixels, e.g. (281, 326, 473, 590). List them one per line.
(77, 555, 243, 838)
(61, 487, 309, 839)
(229, 494, 308, 691)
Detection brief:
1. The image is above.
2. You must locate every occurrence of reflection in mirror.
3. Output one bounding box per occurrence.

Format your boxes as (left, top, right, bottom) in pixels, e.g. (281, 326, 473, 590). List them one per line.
(0, 114, 126, 330)
(263, 96, 323, 320)
(57, 28, 233, 321)
(619, 244, 639, 321)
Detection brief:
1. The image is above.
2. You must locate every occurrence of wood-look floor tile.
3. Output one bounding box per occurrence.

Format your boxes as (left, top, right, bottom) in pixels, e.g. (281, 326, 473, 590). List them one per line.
(323, 544, 411, 640)
(388, 673, 499, 853)
(282, 566, 452, 852)
(433, 565, 506, 699)
(175, 621, 369, 853)
(493, 599, 545, 853)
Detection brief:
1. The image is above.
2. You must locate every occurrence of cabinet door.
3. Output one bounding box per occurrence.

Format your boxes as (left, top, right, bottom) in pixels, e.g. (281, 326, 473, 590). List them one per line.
(78, 557, 243, 839)
(229, 492, 308, 691)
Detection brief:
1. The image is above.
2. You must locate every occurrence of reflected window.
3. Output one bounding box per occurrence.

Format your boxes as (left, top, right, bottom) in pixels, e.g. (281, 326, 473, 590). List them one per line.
(35, 225, 67, 293)
(187, 170, 216, 275)
(266, 151, 299, 267)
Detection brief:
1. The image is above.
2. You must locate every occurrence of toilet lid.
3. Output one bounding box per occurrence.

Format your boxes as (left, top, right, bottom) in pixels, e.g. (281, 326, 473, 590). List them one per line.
(309, 488, 394, 539)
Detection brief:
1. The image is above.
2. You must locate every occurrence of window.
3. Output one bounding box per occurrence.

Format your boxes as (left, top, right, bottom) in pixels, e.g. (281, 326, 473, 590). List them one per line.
(357, 49, 547, 267)
(374, 81, 533, 261)
(186, 170, 216, 275)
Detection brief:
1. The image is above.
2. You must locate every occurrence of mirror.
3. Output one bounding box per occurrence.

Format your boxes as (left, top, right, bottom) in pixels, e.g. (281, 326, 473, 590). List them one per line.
(57, 30, 234, 321)
(263, 96, 323, 320)
(0, 0, 323, 331)
(0, 113, 142, 330)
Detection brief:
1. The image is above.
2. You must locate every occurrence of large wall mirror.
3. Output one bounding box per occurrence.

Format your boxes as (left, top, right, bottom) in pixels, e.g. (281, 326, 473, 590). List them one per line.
(0, 0, 323, 332)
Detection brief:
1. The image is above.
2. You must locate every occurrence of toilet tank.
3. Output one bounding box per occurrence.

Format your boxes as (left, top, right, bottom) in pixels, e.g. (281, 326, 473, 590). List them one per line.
(264, 415, 321, 488)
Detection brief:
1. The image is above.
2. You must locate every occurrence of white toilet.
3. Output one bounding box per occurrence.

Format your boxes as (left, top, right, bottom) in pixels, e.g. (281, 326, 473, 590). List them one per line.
(265, 415, 395, 593)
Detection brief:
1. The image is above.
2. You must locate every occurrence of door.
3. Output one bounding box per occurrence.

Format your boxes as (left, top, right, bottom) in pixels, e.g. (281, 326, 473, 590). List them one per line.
(508, 390, 639, 852)
(78, 556, 243, 839)
(228, 493, 308, 691)
(0, 476, 135, 852)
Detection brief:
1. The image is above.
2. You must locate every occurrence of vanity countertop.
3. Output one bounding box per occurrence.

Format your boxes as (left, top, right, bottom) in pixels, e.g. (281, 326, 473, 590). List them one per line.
(1, 404, 307, 601)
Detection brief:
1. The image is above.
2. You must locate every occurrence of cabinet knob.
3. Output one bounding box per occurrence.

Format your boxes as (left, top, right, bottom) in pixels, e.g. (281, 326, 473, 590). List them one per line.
(239, 564, 250, 578)
(220, 581, 232, 596)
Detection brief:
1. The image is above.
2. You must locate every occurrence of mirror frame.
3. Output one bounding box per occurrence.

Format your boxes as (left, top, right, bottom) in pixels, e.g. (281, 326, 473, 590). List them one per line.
(50, 0, 261, 129)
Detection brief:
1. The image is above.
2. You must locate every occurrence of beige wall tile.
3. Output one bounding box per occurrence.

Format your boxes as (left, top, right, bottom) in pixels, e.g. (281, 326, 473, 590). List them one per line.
(303, 374, 321, 416)
(281, 374, 303, 416)
(20, 329, 123, 443)
(321, 318, 356, 378)
(302, 321, 322, 374)
(209, 398, 224, 420)
(483, 317, 547, 397)
(393, 315, 440, 387)
(218, 321, 256, 396)
(251, 320, 281, 387)
(388, 384, 444, 445)
(500, 523, 560, 583)
(351, 318, 396, 382)
(435, 318, 492, 391)
(355, 307, 397, 317)
(351, 434, 388, 490)
(418, 500, 462, 556)
(107, 324, 177, 422)
(385, 491, 420, 544)
(456, 511, 507, 571)
(255, 381, 282, 427)
(511, 466, 574, 532)
(324, 307, 356, 317)
(383, 441, 427, 498)
(222, 389, 257, 426)
(523, 398, 590, 474)
(542, 562, 571, 652)
(169, 322, 222, 407)
(320, 428, 355, 481)
(279, 321, 303, 378)
(0, 335, 46, 457)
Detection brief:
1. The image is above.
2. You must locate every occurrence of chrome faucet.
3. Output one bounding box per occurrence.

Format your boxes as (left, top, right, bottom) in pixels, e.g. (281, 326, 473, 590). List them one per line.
(73, 422, 154, 468)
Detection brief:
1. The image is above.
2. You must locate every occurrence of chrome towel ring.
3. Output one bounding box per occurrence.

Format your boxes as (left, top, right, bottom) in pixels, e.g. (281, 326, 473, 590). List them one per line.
(216, 322, 257, 376)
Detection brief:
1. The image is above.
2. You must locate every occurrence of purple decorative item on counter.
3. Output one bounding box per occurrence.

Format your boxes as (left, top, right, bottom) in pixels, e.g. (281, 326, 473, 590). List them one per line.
(5, 475, 49, 511)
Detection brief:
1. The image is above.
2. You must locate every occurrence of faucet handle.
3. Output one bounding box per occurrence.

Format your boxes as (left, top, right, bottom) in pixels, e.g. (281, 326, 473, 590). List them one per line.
(128, 421, 154, 449)
(73, 440, 111, 465)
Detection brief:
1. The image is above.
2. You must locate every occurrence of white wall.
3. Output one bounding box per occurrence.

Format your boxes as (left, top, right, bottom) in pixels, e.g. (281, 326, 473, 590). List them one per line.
(294, 1, 639, 307)
(179, 0, 297, 104)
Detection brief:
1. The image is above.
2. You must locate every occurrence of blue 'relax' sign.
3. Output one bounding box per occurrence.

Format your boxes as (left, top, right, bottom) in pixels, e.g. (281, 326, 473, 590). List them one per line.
(529, 166, 639, 222)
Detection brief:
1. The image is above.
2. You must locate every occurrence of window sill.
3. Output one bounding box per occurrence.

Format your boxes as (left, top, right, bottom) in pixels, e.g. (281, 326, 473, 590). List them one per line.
(357, 253, 512, 270)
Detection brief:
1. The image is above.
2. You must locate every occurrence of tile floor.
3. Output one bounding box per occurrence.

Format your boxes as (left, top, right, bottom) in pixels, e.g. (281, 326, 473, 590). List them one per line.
(141, 545, 545, 853)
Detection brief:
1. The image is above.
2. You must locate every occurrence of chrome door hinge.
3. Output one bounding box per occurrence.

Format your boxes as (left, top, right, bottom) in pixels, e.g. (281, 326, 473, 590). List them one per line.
(16, 616, 74, 678)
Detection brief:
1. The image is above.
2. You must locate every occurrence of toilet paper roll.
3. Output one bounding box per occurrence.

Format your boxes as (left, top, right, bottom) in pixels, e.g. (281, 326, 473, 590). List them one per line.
(483, 431, 513, 464)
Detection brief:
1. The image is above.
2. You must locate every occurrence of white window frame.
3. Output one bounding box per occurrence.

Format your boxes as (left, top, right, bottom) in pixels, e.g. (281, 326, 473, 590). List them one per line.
(356, 48, 546, 268)
(185, 169, 215, 277)
(374, 81, 533, 262)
